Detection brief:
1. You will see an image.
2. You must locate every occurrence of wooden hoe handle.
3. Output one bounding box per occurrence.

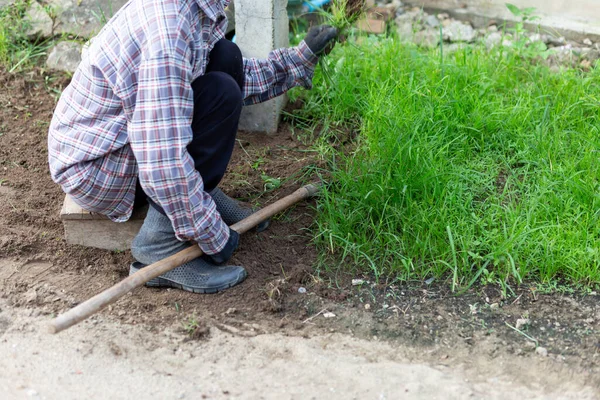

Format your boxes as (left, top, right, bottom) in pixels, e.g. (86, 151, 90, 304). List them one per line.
(48, 184, 320, 334)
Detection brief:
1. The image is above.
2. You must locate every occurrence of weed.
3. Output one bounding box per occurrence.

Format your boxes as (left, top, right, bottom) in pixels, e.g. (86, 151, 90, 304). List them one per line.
(505, 4, 551, 60)
(261, 173, 282, 191)
(181, 315, 209, 339)
(182, 315, 199, 334)
(0, 1, 53, 72)
(505, 321, 539, 347)
(311, 0, 365, 33)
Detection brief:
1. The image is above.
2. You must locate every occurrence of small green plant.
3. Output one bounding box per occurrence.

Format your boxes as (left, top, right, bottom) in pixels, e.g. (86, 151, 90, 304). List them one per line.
(261, 173, 282, 191)
(505, 3, 550, 59)
(182, 315, 200, 335)
(181, 314, 209, 339)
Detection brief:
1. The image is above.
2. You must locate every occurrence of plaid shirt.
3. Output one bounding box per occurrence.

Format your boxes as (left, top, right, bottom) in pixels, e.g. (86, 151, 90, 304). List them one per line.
(48, 0, 318, 254)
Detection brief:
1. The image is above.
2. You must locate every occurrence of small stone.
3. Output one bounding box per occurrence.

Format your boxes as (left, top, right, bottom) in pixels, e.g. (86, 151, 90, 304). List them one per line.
(46, 41, 83, 73)
(443, 21, 476, 43)
(437, 13, 449, 20)
(583, 38, 593, 46)
(26, 389, 38, 397)
(25, 289, 38, 304)
(384, 0, 403, 13)
(487, 25, 498, 32)
(414, 29, 439, 49)
(298, 287, 307, 294)
(502, 39, 513, 48)
(584, 50, 600, 62)
(364, 304, 371, 310)
(352, 279, 365, 286)
(515, 318, 530, 330)
(0, 0, 17, 9)
(225, 307, 237, 315)
(49, 0, 129, 38)
(395, 20, 414, 41)
(528, 33, 545, 43)
(535, 347, 548, 357)
(425, 15, 439, 28)
(25, 1, 53, 39)
(490, 303, 499, 310)
(548, 36, 566, 46)
(484, 32, 502, 49)
(524, 341, 536, 350)
(323, 312, 336, 319)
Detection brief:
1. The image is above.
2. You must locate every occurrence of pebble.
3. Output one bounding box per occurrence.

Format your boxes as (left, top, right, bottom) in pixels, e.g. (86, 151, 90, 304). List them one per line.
(24, 289, 37, 304)
(364, 304, 371, 310)
(351, 279, 365, 286)
(425, 14, 440, 28)
(535, 347, 549, 357)
(524, 341, 536, 350)
(323, 312, 336, 319)
(583, 38, 593, 46)
(548, 36, 566, 46)
(443, 20, 477, 43)
(490, 303, 499, 310)
(298, 287, 307, 294)
(515, 318, 530, 330)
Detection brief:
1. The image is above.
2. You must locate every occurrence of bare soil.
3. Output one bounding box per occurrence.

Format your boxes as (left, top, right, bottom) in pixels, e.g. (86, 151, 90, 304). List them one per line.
(1, 69, 599, 398)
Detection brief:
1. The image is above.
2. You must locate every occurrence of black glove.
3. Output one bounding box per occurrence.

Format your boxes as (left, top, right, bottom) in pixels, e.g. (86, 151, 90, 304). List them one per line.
(304, 25, 338, 56)
(203, 228, 239, 265)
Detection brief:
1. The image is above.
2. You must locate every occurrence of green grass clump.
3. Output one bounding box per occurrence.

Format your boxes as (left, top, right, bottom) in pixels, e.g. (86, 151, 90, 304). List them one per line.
(321, 0, 365, 32)
(294, 36, 600, 288)
(0, 1, 53, 72)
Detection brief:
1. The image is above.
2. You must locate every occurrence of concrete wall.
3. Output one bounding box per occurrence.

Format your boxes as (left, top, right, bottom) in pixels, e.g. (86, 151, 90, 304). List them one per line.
(405, 0, 600, 41)
(235, 0, 289, 134)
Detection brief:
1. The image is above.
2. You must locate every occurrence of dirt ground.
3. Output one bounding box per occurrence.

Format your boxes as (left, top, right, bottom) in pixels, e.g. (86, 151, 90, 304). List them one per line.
(1, 69, 599, 399)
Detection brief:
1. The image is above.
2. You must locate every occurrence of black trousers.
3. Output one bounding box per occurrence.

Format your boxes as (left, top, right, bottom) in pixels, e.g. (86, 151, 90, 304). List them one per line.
(134, 39, 244, 210)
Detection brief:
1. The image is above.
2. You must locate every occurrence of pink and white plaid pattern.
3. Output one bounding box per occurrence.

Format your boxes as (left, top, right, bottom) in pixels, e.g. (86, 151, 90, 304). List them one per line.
(48, 0, 318, 254)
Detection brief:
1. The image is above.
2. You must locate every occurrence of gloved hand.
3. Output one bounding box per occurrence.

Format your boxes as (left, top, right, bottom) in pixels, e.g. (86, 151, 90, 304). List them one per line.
(203, 228, 239, 265)
(304, 25, 339, 56)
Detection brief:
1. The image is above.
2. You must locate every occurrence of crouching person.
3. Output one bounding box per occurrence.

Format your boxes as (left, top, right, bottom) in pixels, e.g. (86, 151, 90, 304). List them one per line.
(48, 0, 337, 293)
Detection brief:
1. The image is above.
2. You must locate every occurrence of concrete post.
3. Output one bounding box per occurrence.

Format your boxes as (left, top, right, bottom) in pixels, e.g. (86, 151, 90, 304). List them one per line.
(235, 0, 289, 134)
